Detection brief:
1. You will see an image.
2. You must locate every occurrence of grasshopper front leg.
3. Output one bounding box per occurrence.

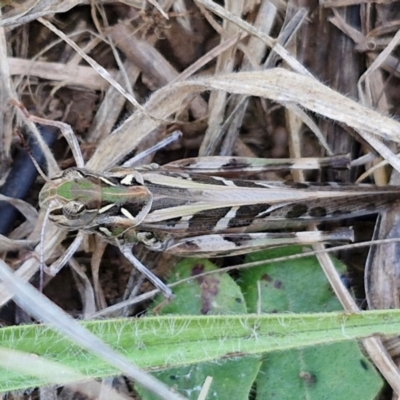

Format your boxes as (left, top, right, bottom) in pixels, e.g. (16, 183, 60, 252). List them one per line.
(119, 244, 174, 300)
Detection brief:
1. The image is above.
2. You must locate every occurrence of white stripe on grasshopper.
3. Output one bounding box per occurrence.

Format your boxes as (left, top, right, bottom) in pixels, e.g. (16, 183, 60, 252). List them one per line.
(257, 203, 292, 217)
(212, 176, 236, 186)
(121, 207, 137, 220)
(98, 203, 116, 214)
(120, 174, 136, 185)
(213, 206, 239, 231)
(99, 177, 117, 186)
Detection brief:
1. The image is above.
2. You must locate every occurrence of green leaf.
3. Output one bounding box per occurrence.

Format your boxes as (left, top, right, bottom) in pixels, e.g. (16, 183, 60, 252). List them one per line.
(256, 342, 383, 400)
(136, 357, 261, 400)
(241, 246, 383, 400)
(0, 311, 399, 392)
(153, 258, 247, 315)
(241, 245, 346, 313)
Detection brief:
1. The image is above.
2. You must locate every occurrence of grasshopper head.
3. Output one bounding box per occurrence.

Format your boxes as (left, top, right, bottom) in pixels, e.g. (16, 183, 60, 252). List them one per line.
(39, 167, 154, 235)
(39, 168, 102, 230)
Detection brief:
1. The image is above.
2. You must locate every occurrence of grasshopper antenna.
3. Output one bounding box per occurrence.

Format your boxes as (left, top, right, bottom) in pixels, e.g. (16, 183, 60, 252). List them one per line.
(15, 130, 52, 184)
(11, 99, 84, 168)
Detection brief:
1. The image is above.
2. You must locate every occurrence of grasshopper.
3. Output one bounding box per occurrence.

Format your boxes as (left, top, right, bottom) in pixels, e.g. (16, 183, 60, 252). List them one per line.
(37, 145, 400, 299)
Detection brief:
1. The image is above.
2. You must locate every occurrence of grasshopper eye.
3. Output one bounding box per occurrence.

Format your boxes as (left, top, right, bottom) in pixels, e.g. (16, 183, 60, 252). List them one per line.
(62, 201, 86, 219)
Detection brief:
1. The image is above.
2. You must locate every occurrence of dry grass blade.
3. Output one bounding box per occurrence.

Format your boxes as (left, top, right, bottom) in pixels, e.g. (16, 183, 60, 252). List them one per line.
(106, 22, 207, 119)
(87, 61, 140, 142)
(8, 57, 112, 90)
(147, 0, 169, 19)
(0, 0, 112, 28)
(89, 69, 400, 170)
(0, 236, 37, 252)
(37, 17, 148, 116)
(195, 0, 312, 75)
(218, 1, 277, 156)
(0, 6, 14, 173)
(198, 1, 244, 156)
(0, 229, 66, 306)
